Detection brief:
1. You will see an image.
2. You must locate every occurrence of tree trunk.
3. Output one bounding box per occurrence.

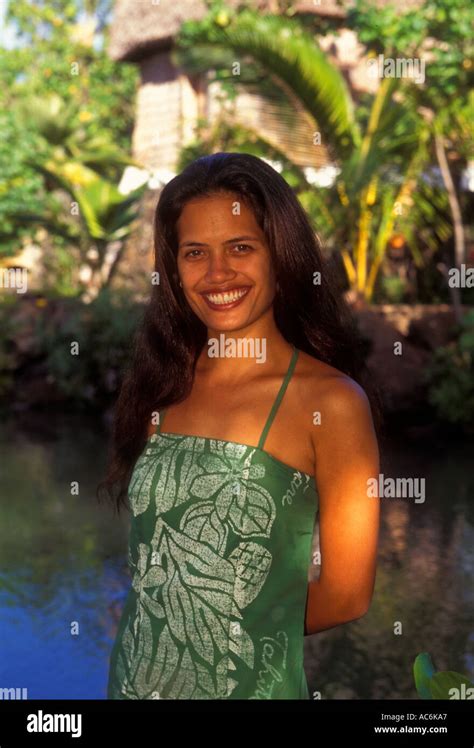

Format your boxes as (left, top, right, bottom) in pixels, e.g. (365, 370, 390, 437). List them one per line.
(434, 132, 464, 322)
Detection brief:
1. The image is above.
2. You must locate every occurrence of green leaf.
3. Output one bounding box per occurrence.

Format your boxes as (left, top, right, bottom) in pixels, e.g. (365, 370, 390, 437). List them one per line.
(413, 652, 436, 699)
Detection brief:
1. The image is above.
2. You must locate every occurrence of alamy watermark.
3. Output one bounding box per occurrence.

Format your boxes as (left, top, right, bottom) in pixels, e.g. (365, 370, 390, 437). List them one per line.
(207, 334, 266, 363)
(0, 686, 28, 699)
(448, 264, 474, 288)
(0, 267, 28, 294)
(367, 473, 426, 503)
(367, 54, 425, 84)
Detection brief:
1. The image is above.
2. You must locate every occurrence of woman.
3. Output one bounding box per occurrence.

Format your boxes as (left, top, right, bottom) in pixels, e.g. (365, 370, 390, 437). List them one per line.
(100, 152, 380, 700)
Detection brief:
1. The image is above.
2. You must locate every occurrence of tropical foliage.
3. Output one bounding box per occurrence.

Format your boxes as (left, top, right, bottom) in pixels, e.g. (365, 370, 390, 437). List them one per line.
(426, 309, 474, 430)
(0, 0, 141, 294)
(414, 652, 474, 699)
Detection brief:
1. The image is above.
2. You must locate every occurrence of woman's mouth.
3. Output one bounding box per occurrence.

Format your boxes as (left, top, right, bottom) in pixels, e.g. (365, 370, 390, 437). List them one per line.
(200, 286, 251, 310)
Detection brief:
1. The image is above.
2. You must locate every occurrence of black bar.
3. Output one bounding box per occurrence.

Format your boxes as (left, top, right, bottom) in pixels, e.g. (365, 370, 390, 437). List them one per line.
(0, 698, 471, 745)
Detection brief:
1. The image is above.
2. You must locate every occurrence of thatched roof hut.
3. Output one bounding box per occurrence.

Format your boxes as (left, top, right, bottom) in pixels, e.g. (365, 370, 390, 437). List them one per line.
(107, 0, 362, 177)
(109, 1, 346, 63)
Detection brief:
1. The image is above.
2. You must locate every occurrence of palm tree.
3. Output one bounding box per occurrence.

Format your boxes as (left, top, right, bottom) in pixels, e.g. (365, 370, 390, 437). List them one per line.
(29, 158, 145, 293)
(9, 94, 145, 296)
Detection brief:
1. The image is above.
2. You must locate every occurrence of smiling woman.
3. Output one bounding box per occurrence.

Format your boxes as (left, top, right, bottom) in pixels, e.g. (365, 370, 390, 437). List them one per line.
(98, 152, 381, 700)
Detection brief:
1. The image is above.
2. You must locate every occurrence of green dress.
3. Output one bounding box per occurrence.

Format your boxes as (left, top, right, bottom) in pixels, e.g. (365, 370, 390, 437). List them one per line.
(107, 346, 319, 699)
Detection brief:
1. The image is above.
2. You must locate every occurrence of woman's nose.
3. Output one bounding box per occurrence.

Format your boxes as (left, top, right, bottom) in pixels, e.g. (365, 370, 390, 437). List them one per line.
(205, 252, 234, 280)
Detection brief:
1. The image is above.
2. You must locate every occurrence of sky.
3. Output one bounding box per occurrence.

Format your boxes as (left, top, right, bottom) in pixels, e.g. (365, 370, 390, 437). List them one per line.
(0, 0, 20, 49)
(0, 1, 107, 52)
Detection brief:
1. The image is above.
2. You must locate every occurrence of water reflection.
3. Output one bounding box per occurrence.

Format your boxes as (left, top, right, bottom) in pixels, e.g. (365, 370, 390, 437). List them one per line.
(0, 415, 472, 698)
(0, 414, 129, 699)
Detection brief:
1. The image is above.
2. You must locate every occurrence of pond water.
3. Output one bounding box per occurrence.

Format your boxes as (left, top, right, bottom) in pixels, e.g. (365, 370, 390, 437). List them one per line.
(0, 413, 472, 699)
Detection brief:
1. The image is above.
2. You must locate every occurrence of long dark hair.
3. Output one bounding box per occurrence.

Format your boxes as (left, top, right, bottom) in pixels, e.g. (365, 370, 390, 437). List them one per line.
(97, 152, 381, 513)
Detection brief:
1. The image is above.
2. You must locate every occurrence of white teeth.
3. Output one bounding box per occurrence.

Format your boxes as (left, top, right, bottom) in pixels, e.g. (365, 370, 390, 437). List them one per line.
(205, 288, 248, 305)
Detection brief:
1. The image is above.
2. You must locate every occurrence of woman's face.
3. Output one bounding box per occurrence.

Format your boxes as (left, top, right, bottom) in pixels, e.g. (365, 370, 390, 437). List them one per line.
(176, 192, 276, 333)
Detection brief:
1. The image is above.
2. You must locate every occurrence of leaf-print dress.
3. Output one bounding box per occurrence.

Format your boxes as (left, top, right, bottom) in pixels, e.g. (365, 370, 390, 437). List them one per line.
(107, 347, 319, 699)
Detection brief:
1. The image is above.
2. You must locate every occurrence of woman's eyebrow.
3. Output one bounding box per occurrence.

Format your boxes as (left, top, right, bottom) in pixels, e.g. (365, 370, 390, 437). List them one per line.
(178, 235, 261, 248)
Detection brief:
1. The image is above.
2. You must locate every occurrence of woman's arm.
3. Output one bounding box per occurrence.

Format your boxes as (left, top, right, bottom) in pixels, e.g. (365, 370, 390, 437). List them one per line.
(305, 378, 380, 636)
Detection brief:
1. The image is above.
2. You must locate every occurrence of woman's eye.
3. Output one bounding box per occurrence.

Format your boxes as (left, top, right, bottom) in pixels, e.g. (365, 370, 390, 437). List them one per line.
(184, 249, 202, 258)
(232, 244, 252, 252)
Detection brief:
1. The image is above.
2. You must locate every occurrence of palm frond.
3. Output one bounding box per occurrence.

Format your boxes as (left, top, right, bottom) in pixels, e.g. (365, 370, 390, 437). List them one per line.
(177, 10, 360, 160)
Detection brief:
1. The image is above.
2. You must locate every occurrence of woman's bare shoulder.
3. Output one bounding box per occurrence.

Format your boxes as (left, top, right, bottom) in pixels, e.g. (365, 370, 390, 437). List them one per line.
(294, 350, 376, 464)
(295, 349, 371, 418)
